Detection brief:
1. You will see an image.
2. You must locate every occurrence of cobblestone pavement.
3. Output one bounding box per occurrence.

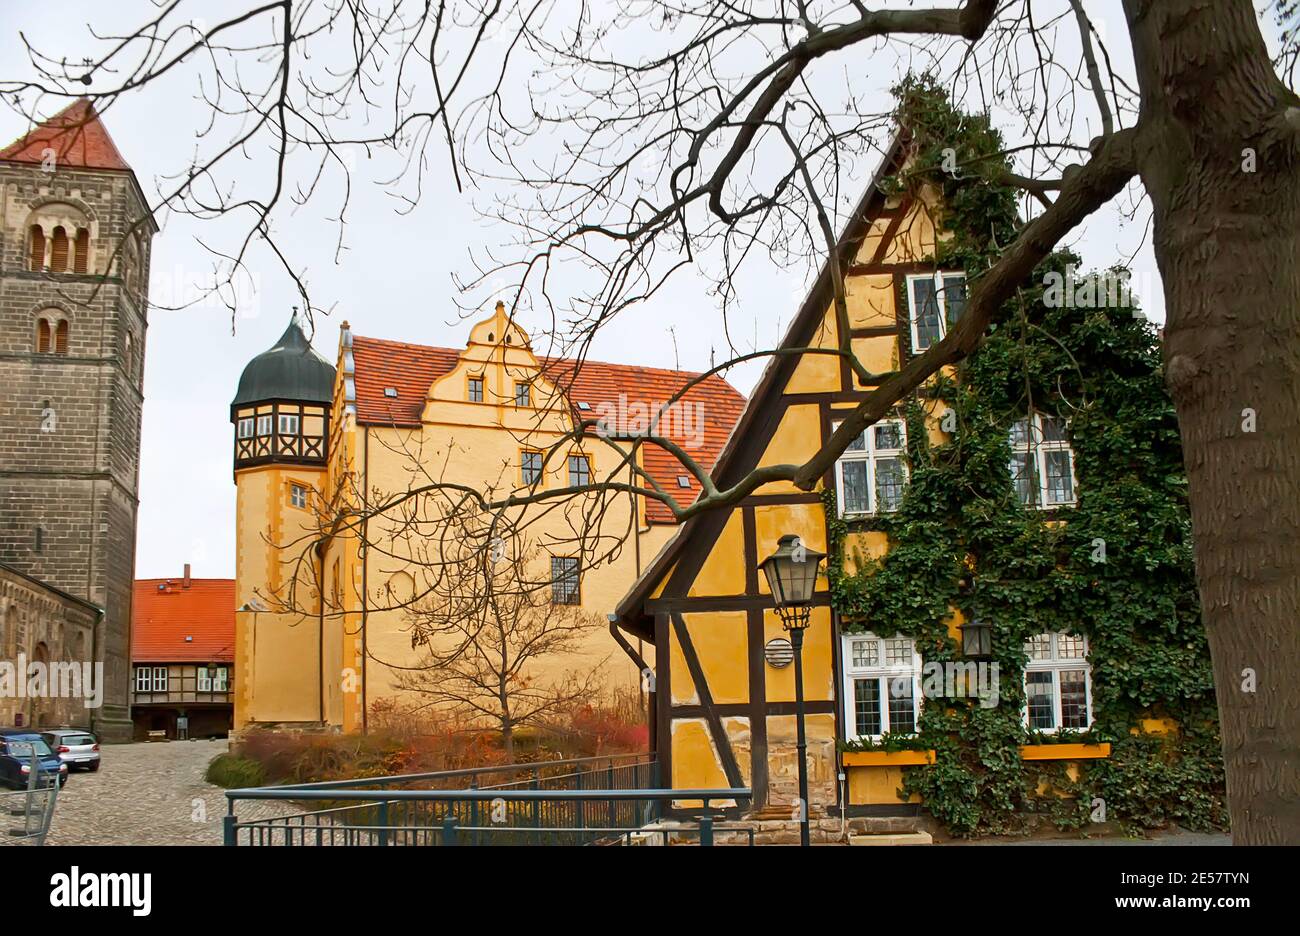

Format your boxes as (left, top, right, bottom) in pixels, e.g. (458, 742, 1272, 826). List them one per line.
(40, 739, 252, 846)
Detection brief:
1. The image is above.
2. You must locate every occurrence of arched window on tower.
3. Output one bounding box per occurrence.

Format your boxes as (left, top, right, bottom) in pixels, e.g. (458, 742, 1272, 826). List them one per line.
(54, 320, 69, 354)
(74, 228, 90, 274)
(29, 225, 45, 271)
(36, 318, 51, 353)
(50, 226, 69, 272)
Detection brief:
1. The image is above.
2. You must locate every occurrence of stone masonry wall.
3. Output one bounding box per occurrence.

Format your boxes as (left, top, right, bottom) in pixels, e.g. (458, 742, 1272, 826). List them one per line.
(0, 159, 153, 739)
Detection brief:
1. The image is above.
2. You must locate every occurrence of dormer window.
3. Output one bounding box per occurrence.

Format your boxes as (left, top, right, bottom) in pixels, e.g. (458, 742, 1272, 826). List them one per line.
(468, 377, 484, 403)
(384, 387, 398, 398)
(676, 476, 691, 489)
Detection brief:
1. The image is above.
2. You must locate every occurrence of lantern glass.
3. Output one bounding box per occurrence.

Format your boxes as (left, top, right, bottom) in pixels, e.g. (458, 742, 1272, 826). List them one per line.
(961, 618, 992, 658)
(759, 534, 826, 608)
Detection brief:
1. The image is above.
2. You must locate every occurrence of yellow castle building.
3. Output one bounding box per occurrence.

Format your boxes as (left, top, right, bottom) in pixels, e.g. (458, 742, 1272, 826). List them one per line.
(230, 303, 745, 735)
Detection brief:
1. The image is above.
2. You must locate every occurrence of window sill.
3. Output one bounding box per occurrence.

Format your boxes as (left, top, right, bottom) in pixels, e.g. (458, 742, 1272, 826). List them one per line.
(1019, 742, 1110, 761)
(841, 749, 935, 767)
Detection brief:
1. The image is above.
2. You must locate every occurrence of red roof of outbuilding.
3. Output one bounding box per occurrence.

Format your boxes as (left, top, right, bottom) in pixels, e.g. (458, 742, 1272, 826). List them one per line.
(131, 578, 235, 663)
(349, 335, 747, 524)
(0, 98, 132, 172)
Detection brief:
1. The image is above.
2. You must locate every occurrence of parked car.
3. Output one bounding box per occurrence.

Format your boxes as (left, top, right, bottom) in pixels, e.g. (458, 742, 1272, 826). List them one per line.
(41, 729, 100, 772)
(0, 729, 68, 790)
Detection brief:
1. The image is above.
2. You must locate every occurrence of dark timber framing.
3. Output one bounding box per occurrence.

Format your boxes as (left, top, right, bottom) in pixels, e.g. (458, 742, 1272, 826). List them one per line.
(614, 134, 922, 812)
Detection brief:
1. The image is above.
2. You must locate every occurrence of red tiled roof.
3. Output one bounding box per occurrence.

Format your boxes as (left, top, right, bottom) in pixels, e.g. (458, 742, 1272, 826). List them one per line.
(349, 335, 747, 524)
(0, 98, 132, 172)
(131, 578, 235, 663)
(351, 336, 460, 424)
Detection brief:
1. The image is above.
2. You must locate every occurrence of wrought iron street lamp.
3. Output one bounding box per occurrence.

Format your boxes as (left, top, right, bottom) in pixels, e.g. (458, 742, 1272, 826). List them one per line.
(759, 534, 826, 848)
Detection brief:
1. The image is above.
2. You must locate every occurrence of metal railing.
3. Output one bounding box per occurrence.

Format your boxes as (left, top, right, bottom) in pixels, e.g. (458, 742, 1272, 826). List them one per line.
(224, 753, 752, 846)
(2, 755, 60, 846)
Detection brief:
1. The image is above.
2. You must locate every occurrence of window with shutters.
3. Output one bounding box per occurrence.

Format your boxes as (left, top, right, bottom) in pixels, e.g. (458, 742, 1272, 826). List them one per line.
(50, 226, 69, 272)
(29, 225, 45, 271)
(54, 320, 68, 354)
(36, 318, 51, 353)
(73, 228, 90, 273)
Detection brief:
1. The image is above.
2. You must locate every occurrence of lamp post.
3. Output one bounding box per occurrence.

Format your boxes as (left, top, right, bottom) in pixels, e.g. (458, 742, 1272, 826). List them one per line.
(759, 533, 826, 848)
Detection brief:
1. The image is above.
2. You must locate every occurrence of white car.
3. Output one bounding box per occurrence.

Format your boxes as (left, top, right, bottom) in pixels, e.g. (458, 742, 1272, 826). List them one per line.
(41, 729, 100, 772)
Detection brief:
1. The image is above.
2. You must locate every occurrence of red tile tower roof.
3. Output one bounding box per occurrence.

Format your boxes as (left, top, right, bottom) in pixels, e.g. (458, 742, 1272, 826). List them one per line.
(0, 98, 132, 171)
(131, 577, 235, 663)
(349, 335, 747, 524)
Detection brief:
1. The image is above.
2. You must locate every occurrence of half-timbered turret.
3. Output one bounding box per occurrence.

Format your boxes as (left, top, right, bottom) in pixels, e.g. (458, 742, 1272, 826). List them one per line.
(230, 313, 334, 470)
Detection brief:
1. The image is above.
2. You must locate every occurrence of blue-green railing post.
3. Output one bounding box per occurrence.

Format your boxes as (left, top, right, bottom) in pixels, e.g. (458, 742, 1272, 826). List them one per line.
(378, 800, 389, 846)
(470, 777, 479, 847)
(442, 816, 458, 845)
(223, 813, 237, 846)
(700, 815, 714, 847)
(606, 761, 615, 827)
(531, 766, 540, 845)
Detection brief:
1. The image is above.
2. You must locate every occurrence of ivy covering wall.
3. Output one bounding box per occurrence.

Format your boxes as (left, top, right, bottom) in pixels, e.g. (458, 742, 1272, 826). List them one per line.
(826, 76, 1226, 837)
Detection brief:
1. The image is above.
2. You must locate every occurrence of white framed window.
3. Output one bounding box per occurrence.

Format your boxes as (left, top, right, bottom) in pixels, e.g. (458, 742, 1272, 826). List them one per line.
(237, 417, 254, 439)
(289, 483, 308, 509)
(134, 667, 151, 692)
(834, 419, 907, 516)
(213, 667, 229, 692)
(1009, 413, 1076, 508)
(906, 271, 967, 352)
(841, 632, 922, 741)
(278, 413, 299, 435)
(197, 667, 212, 692)
(1024, 631, 1092, 732)
(150, 666, 168, 692)
(256, 414, 273, 436)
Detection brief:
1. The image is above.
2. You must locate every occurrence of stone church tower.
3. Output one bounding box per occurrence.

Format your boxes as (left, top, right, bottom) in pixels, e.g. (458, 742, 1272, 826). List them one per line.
(0, 99, 156, 740)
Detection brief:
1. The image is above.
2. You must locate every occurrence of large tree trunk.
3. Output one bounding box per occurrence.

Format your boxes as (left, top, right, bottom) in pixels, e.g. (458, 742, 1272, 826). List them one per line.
(1125, 0, 1300, 843)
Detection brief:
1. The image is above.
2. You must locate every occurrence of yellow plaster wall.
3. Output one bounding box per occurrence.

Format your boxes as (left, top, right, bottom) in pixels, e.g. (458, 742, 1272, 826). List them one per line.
(752, 503, 828, 596)
(847, 766, 921, 805)
(753, 404, 823, 495)
(233, 463, 328, 726)
(680, 611, 749, 705)
(762, 607, 834, 703)
(688, 512, 746, 597)
(846, 273, 897, 328)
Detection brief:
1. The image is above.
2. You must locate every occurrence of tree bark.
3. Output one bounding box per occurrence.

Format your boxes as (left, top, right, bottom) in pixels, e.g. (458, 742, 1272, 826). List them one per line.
(1125, 0, 1300, 843)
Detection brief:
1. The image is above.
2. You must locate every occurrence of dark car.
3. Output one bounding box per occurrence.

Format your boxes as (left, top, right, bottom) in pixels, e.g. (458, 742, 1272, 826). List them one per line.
(0, 729, 68, 790)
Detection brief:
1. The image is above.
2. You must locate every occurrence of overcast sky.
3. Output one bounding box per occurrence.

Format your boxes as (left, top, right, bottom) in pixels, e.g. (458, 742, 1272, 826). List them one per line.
(3, 1, 1245, 580)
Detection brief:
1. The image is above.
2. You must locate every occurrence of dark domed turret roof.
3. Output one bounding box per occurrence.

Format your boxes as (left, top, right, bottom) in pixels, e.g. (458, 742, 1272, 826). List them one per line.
(232, 316, 336, 407)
